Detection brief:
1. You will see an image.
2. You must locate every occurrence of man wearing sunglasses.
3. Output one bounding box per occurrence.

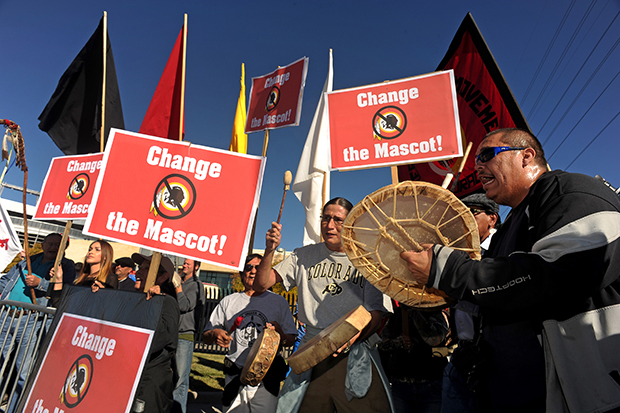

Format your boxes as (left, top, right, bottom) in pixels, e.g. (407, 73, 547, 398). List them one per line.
(204, 253, 297, 413)
(401, 128, 620, 411)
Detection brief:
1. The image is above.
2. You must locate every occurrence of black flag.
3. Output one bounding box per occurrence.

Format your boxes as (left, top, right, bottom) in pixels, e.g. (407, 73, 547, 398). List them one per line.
(38, 18, 124, 155)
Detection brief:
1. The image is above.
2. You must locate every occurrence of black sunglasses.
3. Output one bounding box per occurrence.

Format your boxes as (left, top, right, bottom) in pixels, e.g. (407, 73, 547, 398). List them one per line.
(475, 146, 526, 164)
(244, 264, 258, 272)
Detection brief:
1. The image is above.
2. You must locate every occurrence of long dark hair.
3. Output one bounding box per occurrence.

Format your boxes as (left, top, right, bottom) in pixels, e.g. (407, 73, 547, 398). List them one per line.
(74, 240, 114, 285)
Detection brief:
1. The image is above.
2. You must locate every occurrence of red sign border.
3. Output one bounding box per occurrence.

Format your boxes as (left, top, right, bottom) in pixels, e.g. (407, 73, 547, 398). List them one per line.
(33, 153, 104, 221)
(23, 313, 154, 413)
(245, 56, 309, 133)
(327, 70, 463, 171)
(82, 128, 266, 271)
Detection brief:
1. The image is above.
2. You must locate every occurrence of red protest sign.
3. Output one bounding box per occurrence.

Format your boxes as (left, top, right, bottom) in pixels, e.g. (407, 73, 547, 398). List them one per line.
(245, 57, 308, 133)
(327, 70, 462, 171)
(83, 129, 265, 270)
(34, 153, 104, 220)
(23, 313, 153, 413)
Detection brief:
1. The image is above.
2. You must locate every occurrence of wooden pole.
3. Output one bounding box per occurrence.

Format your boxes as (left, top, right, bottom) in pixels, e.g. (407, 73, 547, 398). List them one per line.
(450, 141, 474, 192)
(22, 170, 37, 304)
(246, 129, 270, 254)
(143, 252, 162, 292)
(178, 13, 188, 142)
(261, 129, 270, 157)
(0, 120, 35, 303)
(50, 221, 72, 284)
(46, 221, 72, 302)
(390, 166, 399, 185)
(100, 11, 107, 153)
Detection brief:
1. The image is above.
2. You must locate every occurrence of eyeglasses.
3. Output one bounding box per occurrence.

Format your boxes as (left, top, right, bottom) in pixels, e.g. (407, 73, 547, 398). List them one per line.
(244, 264, 258, 272)
(320, 215, 345, 227)
(475, 146, 526, 164)
(469, 208, 486, 215)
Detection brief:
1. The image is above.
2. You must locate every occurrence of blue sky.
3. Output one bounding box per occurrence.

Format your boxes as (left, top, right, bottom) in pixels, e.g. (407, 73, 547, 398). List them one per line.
(0, 0, 618, 253)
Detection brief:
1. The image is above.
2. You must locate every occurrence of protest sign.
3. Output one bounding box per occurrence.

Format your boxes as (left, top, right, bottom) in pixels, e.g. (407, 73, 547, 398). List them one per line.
(327, 70, 462, 171)
(83, 129, 265, 270)
(34, 153, 104, 220)
(245, 57, 308, 133)
(23, 313, 153, 413)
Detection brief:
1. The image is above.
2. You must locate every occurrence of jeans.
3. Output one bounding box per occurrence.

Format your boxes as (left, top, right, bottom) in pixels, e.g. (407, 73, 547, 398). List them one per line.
(1, 312, 51, 413)
(172, 337, 194, 413)
(440, 362, 477, 413)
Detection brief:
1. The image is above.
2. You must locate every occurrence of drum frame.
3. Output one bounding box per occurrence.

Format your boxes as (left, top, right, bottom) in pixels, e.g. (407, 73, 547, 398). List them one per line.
(342, 181, 481, 309)
(240, 328, 281, 386)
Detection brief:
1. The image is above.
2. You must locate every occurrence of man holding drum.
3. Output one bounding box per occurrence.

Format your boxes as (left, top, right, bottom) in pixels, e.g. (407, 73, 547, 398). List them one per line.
(204, 253, 297, 413)
(400, 128, 620, 411)
(257, 197, 394, 413)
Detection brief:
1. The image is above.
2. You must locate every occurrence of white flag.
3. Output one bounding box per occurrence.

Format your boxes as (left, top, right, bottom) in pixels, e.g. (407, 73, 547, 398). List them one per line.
(292, 50, 333, 245)
(0, 199, 24, 273)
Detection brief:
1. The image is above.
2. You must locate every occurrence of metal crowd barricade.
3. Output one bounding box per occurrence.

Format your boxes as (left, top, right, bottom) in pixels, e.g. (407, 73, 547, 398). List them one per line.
(194, 287, 232, 355)
(0, 299, 55, 413)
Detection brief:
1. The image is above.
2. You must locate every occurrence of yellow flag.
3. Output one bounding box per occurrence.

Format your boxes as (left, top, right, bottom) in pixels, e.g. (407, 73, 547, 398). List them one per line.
(229, 63, 247, 153)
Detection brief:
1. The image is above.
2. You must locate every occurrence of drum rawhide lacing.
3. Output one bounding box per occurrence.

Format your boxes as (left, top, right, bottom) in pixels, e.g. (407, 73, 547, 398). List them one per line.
(342, 181, 481, 309)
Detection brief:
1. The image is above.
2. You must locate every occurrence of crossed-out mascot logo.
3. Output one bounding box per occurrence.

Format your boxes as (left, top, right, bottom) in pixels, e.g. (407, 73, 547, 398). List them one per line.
(150, 173, 196, 220)
(60, 354, 93, 408)
(266, 86, 280, 112)
(67, 173, 90, 200)
(372, 106, 407, 141)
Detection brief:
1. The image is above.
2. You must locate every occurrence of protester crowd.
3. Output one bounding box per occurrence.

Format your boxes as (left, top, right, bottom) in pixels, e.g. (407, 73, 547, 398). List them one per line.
(1, 127, 620, 412)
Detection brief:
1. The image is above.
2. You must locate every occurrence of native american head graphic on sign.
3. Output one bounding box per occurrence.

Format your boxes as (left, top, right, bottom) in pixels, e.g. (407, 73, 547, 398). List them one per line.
(150, 173, 197, 220)
(60, 354, 93, 408)
(372, 106, 408, 141)
(67, 173, 90, 200)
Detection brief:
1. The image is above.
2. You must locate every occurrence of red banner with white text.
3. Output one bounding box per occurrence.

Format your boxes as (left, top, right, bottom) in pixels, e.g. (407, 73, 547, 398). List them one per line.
(245, 57, 308, 133)
(23, 313, 153, 413)
(34, 153, 104, 220)
(83, 129, 265, 270)
(328, 71, 462, 171)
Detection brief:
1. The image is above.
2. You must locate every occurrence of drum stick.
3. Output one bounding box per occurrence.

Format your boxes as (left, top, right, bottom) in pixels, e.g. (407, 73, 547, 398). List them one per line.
(450, 142, 473, 192)
(441, 173, 454, 189)
(277, 170, 292, 224)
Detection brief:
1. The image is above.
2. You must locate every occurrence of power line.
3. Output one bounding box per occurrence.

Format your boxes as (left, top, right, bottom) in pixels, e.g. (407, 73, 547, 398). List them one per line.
(537, 5, 618, 138)
(547, 68, 620, 161)
(527, 1, 597, 120)
(521, 0, 577, 104)
(512, 0, 550, 80)
(565, 110, 620, 170)
(544, 35, 620, 154)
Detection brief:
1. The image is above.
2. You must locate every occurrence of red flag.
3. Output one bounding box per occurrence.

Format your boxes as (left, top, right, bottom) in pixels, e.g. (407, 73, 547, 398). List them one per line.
(397, 13, 531, 197)
(139, 26, 186, 141)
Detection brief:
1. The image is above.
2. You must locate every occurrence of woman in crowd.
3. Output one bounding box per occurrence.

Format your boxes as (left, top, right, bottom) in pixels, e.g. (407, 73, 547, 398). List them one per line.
(73, 240, 118, 291)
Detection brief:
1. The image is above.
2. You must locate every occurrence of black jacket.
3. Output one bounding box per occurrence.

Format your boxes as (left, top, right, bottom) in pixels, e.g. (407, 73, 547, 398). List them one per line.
(429, 170, 620, 410)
